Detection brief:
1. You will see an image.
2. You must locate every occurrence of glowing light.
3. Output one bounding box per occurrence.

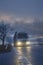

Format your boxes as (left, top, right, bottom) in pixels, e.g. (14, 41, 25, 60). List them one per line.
(17, 41, 22, 46)
(26, 41, 30, 45)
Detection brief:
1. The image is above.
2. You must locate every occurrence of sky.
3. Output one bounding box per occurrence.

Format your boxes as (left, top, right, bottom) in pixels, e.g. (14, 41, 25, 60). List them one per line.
(0, 0, 43, 23)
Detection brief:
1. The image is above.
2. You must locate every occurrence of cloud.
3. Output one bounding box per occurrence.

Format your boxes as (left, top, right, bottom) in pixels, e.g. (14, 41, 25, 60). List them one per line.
(0, 14, 13, 22)
(0, 13, 43, 24)
(0, 14, 34, 23)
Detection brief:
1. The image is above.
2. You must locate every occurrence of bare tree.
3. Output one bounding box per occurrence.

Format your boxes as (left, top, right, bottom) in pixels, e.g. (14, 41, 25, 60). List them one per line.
(0, 21, 10, 46)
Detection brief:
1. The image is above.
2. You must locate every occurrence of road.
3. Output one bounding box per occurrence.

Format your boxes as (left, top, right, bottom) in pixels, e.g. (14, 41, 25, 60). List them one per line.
(0, 43, 43, 65)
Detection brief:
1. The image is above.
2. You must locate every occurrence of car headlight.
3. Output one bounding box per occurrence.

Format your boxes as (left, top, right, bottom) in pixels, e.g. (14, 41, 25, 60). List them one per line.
(16, 41, 22, 46)
(26, 41, 30, 45)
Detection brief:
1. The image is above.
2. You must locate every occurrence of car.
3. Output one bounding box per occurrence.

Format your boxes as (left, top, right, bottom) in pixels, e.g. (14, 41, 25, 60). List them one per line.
(14, 32, 30, 47)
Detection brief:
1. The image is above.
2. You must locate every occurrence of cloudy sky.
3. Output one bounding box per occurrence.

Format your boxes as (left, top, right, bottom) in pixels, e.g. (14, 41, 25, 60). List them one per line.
(0, 0, 43, 23)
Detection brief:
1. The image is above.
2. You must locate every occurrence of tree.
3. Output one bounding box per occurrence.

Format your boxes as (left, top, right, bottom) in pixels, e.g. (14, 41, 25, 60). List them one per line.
(0, 21, 10, 46)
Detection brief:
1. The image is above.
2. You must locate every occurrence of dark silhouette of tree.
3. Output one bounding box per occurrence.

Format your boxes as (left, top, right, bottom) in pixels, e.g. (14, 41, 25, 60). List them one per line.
(0, 21, 10, 46)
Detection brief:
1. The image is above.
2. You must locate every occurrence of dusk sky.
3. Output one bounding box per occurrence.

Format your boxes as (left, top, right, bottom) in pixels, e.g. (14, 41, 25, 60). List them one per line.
(0, 0, 43, 23)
